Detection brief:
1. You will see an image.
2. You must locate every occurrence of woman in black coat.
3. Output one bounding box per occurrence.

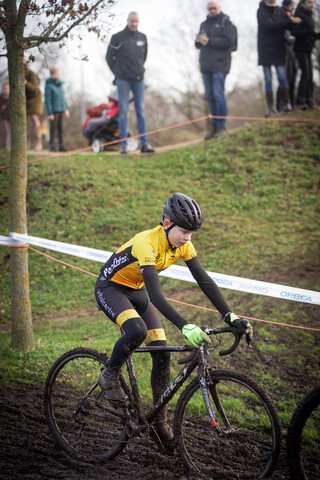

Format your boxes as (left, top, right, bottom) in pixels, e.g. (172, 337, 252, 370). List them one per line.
(292, 0, 320, 109)
(257, 0, 301, 116)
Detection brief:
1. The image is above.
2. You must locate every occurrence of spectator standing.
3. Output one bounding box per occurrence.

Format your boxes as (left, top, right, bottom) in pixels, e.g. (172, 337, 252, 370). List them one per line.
(195, 1, 237, 140)
(45, 67, 70, 152)
(24, 63, 43, 151)
(0, 82, 10, 149)
(277, 0, 299, 111)
(106, 11, 154, 154)
(257, 0, 301, 117)
(292, 0, 320, 109)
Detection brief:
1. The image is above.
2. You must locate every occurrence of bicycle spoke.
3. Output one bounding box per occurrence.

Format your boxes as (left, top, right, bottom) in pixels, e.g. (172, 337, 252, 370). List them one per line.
(44, 348, 129, 460)
(174, 370, 281, 479)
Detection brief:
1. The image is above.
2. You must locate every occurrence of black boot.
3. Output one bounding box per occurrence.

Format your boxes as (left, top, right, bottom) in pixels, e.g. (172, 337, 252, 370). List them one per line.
(278, 87, 292, 113)
(99, 366, 128, 406)
(265, 91, 277, 118)
(204, 124, 217, 140)
(150, 350, 174, 454)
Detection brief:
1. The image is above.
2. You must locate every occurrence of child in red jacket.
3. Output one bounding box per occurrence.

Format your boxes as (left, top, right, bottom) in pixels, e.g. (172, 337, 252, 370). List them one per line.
(0, 82, 10, 149)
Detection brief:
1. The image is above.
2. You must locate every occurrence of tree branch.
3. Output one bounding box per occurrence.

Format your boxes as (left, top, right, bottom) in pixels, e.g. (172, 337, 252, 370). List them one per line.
(24, 0, 107, 50)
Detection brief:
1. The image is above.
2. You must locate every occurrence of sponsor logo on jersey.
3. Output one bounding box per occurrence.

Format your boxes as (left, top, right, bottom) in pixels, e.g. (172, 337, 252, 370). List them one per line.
(144, 257, 153, 263)
(104, 253, 129, 277)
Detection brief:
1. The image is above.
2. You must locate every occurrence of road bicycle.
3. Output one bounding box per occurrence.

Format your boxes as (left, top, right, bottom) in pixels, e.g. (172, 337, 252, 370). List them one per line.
(286, 386, 320, 480)
(44, 326, 281, 479)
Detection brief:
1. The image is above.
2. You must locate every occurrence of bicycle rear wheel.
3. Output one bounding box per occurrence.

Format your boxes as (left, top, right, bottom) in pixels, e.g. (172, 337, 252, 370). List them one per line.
(174, 369, 281, 479)
(44, 347, 130, 461)
(286, 386, 320, 480)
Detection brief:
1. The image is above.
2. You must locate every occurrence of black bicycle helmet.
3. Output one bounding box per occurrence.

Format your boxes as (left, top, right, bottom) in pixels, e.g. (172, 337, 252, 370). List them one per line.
(162, 193, 203, 231)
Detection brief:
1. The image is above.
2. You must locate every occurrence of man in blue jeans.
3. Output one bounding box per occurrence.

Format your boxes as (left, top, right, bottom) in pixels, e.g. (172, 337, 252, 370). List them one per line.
(106, 11, 154, 154)
(195, 2, 237, 140)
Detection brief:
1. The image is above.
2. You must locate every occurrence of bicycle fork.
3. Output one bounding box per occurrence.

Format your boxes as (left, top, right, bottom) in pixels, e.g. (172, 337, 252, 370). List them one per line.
(198, 346, 234, 435)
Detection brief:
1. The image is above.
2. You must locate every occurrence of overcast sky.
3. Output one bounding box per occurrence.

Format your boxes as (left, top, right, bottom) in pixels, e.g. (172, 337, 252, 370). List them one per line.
(59, 0, 265, 103)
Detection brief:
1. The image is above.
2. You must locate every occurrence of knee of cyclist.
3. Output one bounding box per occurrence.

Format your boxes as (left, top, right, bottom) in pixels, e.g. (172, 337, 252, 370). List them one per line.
(124, 317, 147, 345)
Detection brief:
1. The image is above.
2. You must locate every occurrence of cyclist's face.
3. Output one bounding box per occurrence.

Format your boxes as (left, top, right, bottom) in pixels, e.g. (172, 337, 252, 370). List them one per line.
(163, 220, 193, 248)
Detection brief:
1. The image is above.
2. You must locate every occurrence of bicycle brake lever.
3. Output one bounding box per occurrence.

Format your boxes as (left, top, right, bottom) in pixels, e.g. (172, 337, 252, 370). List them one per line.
(246, 334, 253, 349)
(204, 343, 211, 356)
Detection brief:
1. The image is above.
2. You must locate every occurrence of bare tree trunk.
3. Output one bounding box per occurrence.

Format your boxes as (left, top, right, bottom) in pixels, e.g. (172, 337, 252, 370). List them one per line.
(7, 43, 35, 351)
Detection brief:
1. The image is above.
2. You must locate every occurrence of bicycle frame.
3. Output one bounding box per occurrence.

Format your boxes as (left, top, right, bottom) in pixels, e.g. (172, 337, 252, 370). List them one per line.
(124, 344, 214, 429)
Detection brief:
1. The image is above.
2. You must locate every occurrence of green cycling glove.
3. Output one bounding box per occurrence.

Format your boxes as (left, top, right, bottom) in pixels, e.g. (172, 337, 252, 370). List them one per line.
(182, 324, 211, 348)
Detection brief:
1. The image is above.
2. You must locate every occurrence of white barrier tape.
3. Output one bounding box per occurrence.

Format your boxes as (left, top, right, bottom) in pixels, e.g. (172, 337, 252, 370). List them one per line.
(7, 233, 112, 263)
(160, 264, 320, 305)
(1, 232, 319, 306)
(0, 236, 26, 246)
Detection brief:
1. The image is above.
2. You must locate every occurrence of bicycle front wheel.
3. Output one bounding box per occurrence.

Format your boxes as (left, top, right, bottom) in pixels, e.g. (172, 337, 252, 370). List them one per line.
(174, 369, 281, 479)
(44, 347, 129, 461)
(286, 386, 320, 480)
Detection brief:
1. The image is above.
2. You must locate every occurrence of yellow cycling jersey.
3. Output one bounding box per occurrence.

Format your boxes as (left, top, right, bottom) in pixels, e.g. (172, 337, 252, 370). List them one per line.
(100, 224, 197, 289)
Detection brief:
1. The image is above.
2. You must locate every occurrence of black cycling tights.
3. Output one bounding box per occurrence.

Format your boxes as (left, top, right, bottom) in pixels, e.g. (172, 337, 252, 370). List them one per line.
(108, 317, 171, 400)
(108, 316, 147, 370)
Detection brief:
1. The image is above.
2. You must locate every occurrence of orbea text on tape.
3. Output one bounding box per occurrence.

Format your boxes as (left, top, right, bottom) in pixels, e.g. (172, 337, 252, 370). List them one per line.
(1, 232, 319, 306)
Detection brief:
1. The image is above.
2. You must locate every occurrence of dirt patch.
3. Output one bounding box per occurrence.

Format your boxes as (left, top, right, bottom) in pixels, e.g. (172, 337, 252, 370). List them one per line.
(1, 262, 319, 479)
(0, 381, 294, 480)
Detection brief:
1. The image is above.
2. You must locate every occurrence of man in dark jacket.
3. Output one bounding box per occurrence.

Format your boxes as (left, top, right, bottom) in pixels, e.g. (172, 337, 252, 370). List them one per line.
(292, 0, 320, 109)
(195, 1, 237, 140)
(257, 0, 301, 117)
(106, 12, 154, 154)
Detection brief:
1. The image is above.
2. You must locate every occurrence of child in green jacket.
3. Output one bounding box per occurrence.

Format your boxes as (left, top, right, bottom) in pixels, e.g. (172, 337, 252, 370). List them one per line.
(45, 67, 70, 152)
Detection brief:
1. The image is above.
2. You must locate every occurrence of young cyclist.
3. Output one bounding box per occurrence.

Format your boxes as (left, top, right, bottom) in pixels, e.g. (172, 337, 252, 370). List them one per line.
(95, 193, 253, 449)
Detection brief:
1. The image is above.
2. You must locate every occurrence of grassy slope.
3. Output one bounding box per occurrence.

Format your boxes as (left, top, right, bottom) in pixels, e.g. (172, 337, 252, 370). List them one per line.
(0, 110, 319, 422)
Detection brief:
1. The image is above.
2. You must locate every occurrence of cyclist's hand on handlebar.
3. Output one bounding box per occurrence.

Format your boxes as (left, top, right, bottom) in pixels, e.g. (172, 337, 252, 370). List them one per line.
(182, 324, 211, 348)
(225, 313, 253, 345)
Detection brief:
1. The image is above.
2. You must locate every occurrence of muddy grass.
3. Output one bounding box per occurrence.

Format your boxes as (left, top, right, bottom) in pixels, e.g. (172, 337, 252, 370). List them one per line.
(1, 266, 319, 479)
(0, 379, 306, 480)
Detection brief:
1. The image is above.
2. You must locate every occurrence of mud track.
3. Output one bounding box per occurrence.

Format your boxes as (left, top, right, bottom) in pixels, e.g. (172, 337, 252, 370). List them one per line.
(0, 381, 297, 480)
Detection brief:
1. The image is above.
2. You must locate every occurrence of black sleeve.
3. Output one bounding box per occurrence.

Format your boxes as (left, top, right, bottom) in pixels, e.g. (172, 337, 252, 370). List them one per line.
(106, 34, 117, 73)
(141, 265, 188, 331)
(195, 21, 205, 50)
(185, 256, 231, 318)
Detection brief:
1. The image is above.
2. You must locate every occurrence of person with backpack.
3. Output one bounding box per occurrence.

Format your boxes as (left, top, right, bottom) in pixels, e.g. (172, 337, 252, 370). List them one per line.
(195, 1, 237, 140)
